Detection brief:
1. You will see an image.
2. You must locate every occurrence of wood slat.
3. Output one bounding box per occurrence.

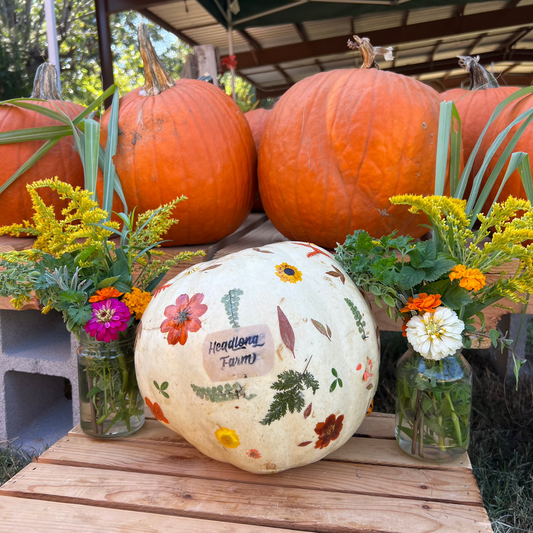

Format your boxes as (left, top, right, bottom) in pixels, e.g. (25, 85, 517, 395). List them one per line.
(215, 220, 288, 258)
(0, 495, 311, 533)
(0, 463, 492, 533)
(37, 434, 479, 505)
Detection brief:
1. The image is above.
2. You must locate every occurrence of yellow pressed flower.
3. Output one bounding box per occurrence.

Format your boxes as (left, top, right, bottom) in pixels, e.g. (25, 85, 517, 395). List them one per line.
(122, 288, 153, 319)
(215, 428, 240, 448)
(275, 263, 303, 283)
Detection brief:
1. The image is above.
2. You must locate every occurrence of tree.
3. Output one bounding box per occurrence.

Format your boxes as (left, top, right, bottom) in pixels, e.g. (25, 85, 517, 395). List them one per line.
(0, 0, 191, 104)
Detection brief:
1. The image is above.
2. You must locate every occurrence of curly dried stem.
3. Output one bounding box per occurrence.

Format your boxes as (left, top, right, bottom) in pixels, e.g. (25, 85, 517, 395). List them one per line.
(347, 35, 394, 69)
(30, 63, 61, 100)
(457, 55, 499, 90)
(138, 22, 175, 96)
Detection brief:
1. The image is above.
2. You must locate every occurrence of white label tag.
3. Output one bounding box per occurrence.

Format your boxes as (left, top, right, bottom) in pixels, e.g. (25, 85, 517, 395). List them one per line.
(202, 324, 274, 381)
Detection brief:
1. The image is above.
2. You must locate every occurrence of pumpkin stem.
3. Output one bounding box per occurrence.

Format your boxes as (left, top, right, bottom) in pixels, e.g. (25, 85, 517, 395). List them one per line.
(30, 63, 61, 100)
(457, 56, 499, 90)
(347, 35, 394, 69)
(138, 22, 175, 96)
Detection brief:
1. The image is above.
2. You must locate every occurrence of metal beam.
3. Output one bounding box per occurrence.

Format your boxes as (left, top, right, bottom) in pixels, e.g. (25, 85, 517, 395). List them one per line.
(139, 9, 198, 46)
(294, 23, 324, 72)
(95, 0, 114, 102)
(230, 5, 533, 69)
(107, 0, 170, 14)
(466, 32, 487, 56)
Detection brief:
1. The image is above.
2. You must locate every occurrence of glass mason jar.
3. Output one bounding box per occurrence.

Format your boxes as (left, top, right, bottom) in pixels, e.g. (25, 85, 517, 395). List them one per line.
(395, 345, 472, 462)
(77, 327, 145, 438)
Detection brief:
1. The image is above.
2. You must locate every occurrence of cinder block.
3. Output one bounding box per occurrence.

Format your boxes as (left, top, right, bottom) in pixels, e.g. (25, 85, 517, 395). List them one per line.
(0, 309, 79, 451)
(489, 313, 533, 381)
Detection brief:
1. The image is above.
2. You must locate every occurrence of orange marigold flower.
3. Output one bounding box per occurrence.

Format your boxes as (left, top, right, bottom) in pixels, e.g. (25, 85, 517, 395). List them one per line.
(89, 287, 123, 303)
(400, 293, 442, 314)
(402, 322, 408, 337)
(449, 265, 486, 292)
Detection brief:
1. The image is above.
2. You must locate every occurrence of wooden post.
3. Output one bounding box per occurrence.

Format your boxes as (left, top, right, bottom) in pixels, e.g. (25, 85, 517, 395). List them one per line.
(44, 0, 61, 93)
(95, 0, 115, 107)
(181, 45, 220, 86)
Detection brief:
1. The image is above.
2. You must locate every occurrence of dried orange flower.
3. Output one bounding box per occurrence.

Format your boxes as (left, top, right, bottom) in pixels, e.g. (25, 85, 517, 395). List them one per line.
(400, 293, 442, 314)
(449, 265, 486, 292)
(89, 287, 123, 303)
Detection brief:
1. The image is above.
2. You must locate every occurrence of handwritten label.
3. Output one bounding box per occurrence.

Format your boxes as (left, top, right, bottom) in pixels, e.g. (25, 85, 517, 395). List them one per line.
(202, 324, 274, 381)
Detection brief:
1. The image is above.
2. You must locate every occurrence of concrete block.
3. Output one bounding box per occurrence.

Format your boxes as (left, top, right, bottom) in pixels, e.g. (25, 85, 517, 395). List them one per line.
(0, 309, 79, 451)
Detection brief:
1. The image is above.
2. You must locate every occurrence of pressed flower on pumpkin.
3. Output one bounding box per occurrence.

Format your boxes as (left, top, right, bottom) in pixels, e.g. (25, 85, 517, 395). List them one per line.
(275, 263, 303, 283)
(85, 299, 131, 342)
(246, 449, 261, 459)
(123, 287, 152, 319)
(89, 287, 123, 303)
(314, 414, 344, 449)
(160, 293, 208, 346)
(449, 265, 486, 292)
(215, 428, 240, 448)
(145, 397, 169, 424)
(400, 293, 442, 314)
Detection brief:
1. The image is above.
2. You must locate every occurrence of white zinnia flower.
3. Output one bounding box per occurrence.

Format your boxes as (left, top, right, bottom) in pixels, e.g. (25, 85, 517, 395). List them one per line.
(406, 307, 464, 361)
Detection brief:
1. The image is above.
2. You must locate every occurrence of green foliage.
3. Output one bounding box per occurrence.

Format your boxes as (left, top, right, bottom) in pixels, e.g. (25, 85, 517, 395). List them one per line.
(221, 289, 244, 328)
(191, 382, 256, 402)
(0, 0, 191, 104)
(330, 368, 343, 392)
(220, 72, 257, 113)
(260, 369, 319, 426)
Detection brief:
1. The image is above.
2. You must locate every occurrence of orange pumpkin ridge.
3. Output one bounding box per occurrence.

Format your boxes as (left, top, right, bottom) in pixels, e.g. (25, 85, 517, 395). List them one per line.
(258, 63, 443, 248)
(0, 63, 84, 228)
(100, 24, 256, 246)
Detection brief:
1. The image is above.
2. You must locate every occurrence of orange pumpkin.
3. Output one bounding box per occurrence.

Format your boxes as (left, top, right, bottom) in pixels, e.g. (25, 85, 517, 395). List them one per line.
(258, 68, 443, 248)
(0, 64, 84, 227)
(442, 56, 520, 165)
(245, 108, 271, 212)
(472, 93, 533, 211)
(100, 25, 256, 246)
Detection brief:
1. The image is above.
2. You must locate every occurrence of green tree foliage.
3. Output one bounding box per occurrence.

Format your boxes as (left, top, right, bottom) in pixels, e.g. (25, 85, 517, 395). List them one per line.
(0, 0, 191, 104)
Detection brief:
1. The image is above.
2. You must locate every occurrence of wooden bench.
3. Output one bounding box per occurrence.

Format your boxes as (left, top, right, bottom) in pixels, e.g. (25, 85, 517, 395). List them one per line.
(0, 410, 492, 532)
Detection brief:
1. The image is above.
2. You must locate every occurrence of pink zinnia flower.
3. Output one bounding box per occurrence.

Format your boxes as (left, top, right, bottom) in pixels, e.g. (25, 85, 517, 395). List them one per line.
(85, 299, 131, 342)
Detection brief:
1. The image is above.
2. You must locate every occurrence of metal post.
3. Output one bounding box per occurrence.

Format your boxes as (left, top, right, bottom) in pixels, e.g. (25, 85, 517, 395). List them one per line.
(44, 0, 61, 92)
(95, 0, 115, 107)
(228, 10, 236, 101)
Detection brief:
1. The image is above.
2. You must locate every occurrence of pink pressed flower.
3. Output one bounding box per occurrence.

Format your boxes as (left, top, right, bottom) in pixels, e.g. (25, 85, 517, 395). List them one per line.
(85, 299, 131, 342)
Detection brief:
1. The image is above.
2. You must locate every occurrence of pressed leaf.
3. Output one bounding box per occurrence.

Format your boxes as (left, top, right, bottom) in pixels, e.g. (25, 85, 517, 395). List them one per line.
(330, 381, 337, 392)
(332, 368, 338, 377)
(311, 319, 331, 341)
(326, 265, 345, 284)
(277, 306, 295, 358)
(253, 248, 274, 253)
(326, 324, 332, 338)
(298, 441, 312, 447)
(202, 264, 222, 272)
(304, 403, 312, 419)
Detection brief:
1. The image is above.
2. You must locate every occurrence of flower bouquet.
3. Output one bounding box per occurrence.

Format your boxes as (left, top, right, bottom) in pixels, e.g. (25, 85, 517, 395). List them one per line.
(336, 92, 533, 462)
(0, 177, 202, 437)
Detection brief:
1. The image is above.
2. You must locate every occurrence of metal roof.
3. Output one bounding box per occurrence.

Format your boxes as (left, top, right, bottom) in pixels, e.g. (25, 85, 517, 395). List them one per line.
(107, 0, 533, 96)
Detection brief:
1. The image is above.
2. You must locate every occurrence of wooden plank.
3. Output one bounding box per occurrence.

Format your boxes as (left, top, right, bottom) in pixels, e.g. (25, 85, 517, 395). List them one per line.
(355, 412, 396, 440)
(0, 463, 492, 533)
(36, 435, 479, 505)
(215, 220, 288, 258)
(0, 495, 309, 533)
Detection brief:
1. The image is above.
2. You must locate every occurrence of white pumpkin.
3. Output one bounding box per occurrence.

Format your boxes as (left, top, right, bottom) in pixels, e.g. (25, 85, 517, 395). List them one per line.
(135, 241, 379, 474)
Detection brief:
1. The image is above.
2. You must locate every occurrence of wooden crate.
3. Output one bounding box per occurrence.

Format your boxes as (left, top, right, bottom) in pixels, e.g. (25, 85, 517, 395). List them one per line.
(0, 411, 492, 532)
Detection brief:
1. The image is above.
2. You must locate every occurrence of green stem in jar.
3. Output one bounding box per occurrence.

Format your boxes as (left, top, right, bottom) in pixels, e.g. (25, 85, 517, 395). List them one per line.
(446, 391, 463, 447)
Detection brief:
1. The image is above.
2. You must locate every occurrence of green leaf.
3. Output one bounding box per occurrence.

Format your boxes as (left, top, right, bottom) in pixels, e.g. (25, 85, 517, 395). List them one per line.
(0, 138, 60, 195)
(153, 380, 160, 390)
(338, 378, 343, 388)
(330, 380, 337, 392)
(161, 391, 170, 399)
(409, 240, 436, 269)
(383, 294, 395, 307)
(83, 119, 101, 199)
(102, 89, 121, 219)
(86, 386, 100, 398)
(423, 257, 457, 283)
(0, 125, 72, 145)
(489, 329, 500, 347)
(97, 276, 120, 289)
(331, 368, 338, 377)
(160, 381, 169, 390)
(441, 284, 472, 310)
(398, 265, 426, 290)
(0, 99, 71, 125)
